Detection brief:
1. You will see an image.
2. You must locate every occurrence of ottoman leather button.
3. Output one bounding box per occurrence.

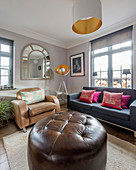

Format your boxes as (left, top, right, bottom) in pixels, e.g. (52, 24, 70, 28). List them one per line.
(28, 112, 107, 170)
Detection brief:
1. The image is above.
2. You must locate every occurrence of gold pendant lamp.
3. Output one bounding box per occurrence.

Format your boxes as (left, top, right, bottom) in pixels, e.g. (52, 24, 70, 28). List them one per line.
(72, 0, 102, 34)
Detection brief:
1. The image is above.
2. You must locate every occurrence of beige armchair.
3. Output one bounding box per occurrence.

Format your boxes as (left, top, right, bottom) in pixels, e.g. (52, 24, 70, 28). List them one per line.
(11, 87, 60, 132)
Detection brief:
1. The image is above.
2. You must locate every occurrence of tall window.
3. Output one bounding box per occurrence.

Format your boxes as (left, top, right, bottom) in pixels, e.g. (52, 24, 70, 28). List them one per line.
(0, 38, 13, 87)
(91, 26, 132, 88)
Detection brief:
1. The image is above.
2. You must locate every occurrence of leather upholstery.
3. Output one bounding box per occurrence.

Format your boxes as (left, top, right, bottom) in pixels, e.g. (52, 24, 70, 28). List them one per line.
(46, 95, 60, 112)
(28, 102, 56, 117)
(28, 112, 107, 170)
(29, 110, 55, 125)
(12, 88, 60, 129)
(11, 100, 29, 129)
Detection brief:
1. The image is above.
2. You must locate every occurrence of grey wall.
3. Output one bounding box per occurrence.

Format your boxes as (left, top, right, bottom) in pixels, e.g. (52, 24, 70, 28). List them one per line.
(0, 28, 67, 95)
(1, 24, 136, 96)
(67, 42, 91, 93)
(67, 24, 136, 93)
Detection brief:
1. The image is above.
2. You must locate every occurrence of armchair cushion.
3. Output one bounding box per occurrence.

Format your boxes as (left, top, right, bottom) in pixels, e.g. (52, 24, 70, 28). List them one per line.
(28, 102, 56, 117)
(21, 89, 45, 104)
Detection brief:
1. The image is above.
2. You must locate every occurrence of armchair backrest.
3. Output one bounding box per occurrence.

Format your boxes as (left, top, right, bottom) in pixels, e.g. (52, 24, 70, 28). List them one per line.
(16, 87, 41, 100)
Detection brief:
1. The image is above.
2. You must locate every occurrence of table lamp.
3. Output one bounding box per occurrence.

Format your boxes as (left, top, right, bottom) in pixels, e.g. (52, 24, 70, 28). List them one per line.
(123, 69, 131, 88)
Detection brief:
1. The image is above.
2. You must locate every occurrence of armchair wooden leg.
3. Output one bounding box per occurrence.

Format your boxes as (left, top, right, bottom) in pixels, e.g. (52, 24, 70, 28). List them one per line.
(23, 127, 27, 133)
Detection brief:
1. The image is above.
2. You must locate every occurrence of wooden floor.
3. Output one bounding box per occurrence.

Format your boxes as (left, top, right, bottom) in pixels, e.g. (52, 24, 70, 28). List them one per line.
(0, 104, 136, 170)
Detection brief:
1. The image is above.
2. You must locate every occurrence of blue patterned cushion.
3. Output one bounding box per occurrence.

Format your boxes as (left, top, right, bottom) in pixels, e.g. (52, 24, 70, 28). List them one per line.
(21, 89, 45, 104)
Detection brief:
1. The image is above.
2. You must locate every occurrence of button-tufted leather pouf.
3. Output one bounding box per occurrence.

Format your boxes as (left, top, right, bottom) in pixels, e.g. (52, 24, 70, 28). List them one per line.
(28, 112, 107, 170)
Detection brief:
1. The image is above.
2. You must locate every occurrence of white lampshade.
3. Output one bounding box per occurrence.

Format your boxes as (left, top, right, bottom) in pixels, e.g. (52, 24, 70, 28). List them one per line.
(72, 0, 102, 34)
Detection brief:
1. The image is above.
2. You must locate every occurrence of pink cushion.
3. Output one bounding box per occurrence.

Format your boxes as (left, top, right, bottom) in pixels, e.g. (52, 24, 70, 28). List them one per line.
(93, 92, 101, 103)
(101, 91, 123, 110)
(121, 95, 131, 109)
(79, 90, 95, 104)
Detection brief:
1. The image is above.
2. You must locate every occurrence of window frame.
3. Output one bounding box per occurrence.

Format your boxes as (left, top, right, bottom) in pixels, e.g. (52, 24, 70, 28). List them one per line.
(0, 38, 13, 87)
(91, 42, 133, 88)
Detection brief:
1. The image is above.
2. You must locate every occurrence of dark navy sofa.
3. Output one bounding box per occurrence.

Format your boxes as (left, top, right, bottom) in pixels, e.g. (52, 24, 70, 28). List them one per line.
(67, 87, 136, 137)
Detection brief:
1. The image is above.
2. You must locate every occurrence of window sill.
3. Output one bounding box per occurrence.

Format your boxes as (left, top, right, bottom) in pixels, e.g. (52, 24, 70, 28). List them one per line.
(0, 88, 16, 91)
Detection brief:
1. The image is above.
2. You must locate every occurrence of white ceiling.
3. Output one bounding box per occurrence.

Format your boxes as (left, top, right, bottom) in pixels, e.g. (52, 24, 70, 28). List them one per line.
(0, 0, 136, 49)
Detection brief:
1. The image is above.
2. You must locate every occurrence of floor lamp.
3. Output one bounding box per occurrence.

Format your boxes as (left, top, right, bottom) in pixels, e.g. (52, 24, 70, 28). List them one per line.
(55, 65, 70, 99)
(123, 69, 131, 88)
(93, 72, 98, 86)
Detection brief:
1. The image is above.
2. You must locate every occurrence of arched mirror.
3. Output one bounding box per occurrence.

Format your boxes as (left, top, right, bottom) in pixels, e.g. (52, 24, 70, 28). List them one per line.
(21, 44, 51, 79)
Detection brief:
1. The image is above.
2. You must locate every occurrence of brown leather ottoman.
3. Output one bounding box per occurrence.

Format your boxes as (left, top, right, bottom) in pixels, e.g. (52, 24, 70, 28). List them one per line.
(28, 112, 107, 170)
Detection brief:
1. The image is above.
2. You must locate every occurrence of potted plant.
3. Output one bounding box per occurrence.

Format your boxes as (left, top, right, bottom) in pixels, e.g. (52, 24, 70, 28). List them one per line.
(0, 98, 14, 127)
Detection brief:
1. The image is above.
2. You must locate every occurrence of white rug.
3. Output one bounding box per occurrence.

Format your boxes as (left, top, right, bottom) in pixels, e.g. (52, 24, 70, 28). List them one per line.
(3, 130, 136, 170)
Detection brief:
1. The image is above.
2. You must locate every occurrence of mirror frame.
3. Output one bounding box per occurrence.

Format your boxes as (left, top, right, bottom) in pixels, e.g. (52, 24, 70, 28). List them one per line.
(21, 43, 51, 80)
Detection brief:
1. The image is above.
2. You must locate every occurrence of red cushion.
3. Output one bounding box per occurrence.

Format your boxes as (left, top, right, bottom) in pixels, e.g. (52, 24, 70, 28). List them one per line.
(79, 90, 95, 104)
(93, 92, 101, 103)
(101, 91, 123, 110)
(121, 95, 131, 109)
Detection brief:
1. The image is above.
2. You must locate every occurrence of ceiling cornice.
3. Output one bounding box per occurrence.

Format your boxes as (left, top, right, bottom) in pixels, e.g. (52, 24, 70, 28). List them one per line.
(66, 15, 136, 49)
(0, 24, 68, 49)
(0, 15, 136, 50)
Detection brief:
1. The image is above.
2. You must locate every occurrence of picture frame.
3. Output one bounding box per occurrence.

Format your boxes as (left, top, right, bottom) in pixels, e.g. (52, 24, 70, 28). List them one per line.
(70, 52, 85, 77)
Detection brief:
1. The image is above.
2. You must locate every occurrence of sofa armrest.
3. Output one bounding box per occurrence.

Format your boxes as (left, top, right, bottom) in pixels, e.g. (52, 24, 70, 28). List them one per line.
(129, 99, 136, 130)
(46, 95, 60, 113)
(11, 100, 29, 129)
(68, 92, 81, 101)
(67, 92, 81, 109)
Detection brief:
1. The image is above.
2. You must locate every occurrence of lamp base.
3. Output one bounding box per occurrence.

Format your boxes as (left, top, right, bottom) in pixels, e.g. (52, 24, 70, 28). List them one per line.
(56, 80, 68, 103)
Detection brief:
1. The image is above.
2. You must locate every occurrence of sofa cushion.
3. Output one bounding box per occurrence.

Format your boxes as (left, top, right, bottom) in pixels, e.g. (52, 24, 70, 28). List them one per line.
(70, 100, 102, 111)
(92, 104, 130, 121)
(70, 99, 92, 110)
(28, 102, 56, 117)
(121, 95, 131, 109)
(79, 90, 95, 103)
(101, 91, 123, 110)
(83, 86, 136, 106)
(93, 92, 101, 103)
